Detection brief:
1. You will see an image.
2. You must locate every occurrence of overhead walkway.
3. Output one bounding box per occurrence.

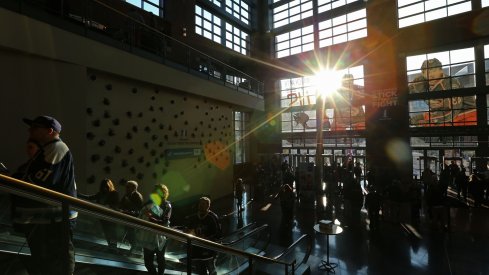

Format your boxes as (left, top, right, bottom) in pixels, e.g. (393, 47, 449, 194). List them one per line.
(0, 174, 311, 274)
(0, 0, 264, 99)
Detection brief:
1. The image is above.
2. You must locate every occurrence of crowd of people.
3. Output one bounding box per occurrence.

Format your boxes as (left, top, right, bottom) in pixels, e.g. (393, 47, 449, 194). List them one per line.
(274, 156, 489, 233)
(5, 115, 223, 275)
(7, 114, 489, 274)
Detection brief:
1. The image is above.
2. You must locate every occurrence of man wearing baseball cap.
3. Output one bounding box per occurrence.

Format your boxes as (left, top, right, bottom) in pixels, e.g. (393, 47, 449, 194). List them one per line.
(13, 115, 77, 275)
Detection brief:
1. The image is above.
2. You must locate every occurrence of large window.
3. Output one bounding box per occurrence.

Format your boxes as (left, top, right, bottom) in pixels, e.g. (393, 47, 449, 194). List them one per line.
(397, 0, 472, 28)
(195, 5, 222, 44)
(226, 0, 250, 25)
(280, 65, 365, 132)
(272, 1, 367, 57)
(275, 25, 314, 58)
(206, 0, 249, 25)
(280, 76, 317, 108)
(482, 0, 489, 7)
(326, 66, 366, 131)
(409, 97, 477, 127)
(318, 8, 367, 48)
(273, 0, 313, 29)
(127, 0, 163, 16)
(225, 23, 249, 55)
(407, 47, 477, 127)
(411, 136, 478, 147)
(318, 0, 358, 13)
(280, 75, 317, 133)
(195, 5, 249, 55)
(407, 48, 476, 92)
(234, 111, 249, 164)
(282, 137, 366, 148)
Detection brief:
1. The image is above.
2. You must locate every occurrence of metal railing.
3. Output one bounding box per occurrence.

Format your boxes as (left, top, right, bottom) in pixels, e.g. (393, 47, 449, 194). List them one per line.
(272, 233, 312, 272)
(1, 0, 264, 98)
(0, 174, 295, 274)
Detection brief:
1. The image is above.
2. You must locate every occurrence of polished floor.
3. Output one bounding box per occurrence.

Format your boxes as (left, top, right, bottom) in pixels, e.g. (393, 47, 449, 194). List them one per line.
(212, 184, 489, 275)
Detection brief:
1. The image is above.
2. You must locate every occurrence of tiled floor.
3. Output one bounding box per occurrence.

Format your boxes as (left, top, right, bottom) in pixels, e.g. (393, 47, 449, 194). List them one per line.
(212, 186, 489, 275)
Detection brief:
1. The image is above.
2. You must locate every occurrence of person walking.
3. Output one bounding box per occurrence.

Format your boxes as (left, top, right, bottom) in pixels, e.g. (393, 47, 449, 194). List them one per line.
(138, 184, 172, 275)
(13, 115, 77, 275)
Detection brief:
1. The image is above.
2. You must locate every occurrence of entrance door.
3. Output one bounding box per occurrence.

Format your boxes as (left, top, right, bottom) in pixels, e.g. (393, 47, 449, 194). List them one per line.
(417, 156, 438, 178)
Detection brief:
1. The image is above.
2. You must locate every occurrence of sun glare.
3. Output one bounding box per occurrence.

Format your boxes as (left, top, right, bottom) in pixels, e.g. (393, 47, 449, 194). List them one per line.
(314, 69, 343, 98)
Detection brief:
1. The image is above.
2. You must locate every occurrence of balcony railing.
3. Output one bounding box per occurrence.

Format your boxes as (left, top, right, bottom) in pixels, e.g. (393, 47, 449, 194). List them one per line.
(0, 174, 296, 274)
(1, 0, 264, 98)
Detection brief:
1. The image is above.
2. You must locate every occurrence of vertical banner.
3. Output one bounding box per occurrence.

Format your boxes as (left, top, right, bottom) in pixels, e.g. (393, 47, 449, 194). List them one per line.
(371, 88, 398, 122)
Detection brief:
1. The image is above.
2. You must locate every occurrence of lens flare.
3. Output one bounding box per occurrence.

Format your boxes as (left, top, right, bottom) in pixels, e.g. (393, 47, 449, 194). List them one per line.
(204, 141, 231, 170)
(314, 69, 344, 98)
(150, 193, 162, 206)
(386, 138, 411, 164)
(161, 171, 189, 195)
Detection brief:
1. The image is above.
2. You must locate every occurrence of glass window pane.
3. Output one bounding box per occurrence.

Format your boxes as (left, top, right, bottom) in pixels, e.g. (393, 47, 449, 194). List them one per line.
(399, 14, 424, 28)
(451, 48, 474, 64)
(425, 8, 447, 21)
(425, 0, 446, 10)
(398, 3, 424, 18)
(348, 19, 366, 31)
(348, 29, 367, 40)
(320, 38, 333, 47)
(398, 0, 421, 8)
(332, 15, 347, 25)
(319, 20, 332, 29)
(398, 0, 471, 28)
(334, 34, 348, 44)
(348, 9, 366, 21)
(319, 29, 333, 39)
(447, 2, 472, 16)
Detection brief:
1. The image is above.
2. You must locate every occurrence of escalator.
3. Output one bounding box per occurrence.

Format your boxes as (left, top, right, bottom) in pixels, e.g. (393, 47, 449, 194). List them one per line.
(0, 174, 310, 274)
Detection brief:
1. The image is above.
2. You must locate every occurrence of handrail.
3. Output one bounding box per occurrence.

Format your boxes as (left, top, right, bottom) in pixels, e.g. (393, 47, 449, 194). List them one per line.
(90, 0, 260, 84)
(219, 222, 256, 242)
(272, 234, 312, 269)
(2, 0, 264, 96)
(220, 224, 270, 246)
(0, 174, 290, 268)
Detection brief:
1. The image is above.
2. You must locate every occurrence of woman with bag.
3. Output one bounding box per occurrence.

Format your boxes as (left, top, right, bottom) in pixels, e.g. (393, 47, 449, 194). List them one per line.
(138, 184, 172, 275)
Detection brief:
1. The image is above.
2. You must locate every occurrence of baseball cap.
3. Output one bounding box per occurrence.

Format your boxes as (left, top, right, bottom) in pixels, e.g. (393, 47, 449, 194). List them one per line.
(421, 58, 442, 70)
(23, 115, 62, 133)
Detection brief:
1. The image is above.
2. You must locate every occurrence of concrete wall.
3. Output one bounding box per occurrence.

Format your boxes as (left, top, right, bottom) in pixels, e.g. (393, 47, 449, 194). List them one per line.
(84, 71, 234, 200)
(0, 7, 243, 201)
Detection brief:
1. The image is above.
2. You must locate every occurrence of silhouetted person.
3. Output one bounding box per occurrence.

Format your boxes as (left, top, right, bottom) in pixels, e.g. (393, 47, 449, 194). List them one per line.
(120, 180, 143, 253)
(235, 178, 245, 213)
(353, 162, 362, 185)
(421, 168, 435, 194)
(138, 184, 172, 275)
(455, 167, 468, 200)
(276, 184, 295, 219)
(365, 185, 381, 231)
(187, 197, 222, 275)
(469, 172, 484, 207)
(13, 116, 77, 275)
(79, 178, 119, 249)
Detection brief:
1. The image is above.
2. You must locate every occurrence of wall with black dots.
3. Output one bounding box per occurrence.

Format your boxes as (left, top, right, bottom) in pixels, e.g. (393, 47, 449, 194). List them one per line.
(85, 71, 235, 201)
(0, 10, 254, 203)
(0, 52, 236, 203)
